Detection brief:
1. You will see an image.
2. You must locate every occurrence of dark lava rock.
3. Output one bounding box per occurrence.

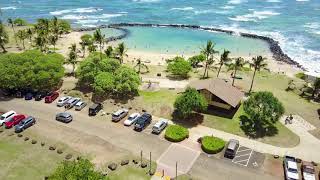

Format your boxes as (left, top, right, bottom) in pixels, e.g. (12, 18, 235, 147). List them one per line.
(108, 163, 118, 171)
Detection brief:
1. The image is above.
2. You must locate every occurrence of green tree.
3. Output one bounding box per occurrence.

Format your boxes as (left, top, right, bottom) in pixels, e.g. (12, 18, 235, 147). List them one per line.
(7, 18, 17, 44)
(16, 29, 27, 49)
(104, 45, 113, 58)
(50, 16, 59, 38)
(134, 58, 149, 74)
(243, 91, 284, 136)
(114, 66, 140, 96)
(26, 28, 33, 47)
(312, 78, 320, 98)
(66, 43, 77, 75)
(49, 158, 104, 180)
(217, 49, 231, 78)
(93, 72, 115, 95)
(174, 87, 208, 118)
(49, 35, 58, 52)
(57, 19, 71, 35)
(188, 54, 205, 68)
(13, 18, 27, 26)
(0, 21, 9, 52)
(88, 44, 96, 53)
(116, 42, 127, 64)
(167, 56, 192, 78)
(201, 40, 219, 78)
(228, 57, 247, 86)
(249, 56, 268, 93)
(80, 34, 92, 57)
(93, 28, 105, 60)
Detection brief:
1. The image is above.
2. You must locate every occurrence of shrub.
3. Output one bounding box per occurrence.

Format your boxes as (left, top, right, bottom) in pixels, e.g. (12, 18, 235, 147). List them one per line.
(67, 90, 84, 99)
(165, 125, 189, 142)
(295, 72, 306, 80)
(201, 136, 225, 154)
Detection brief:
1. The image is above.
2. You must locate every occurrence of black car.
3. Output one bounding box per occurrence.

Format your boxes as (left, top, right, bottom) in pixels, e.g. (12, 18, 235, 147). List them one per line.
(134, 113, 152, 131)
(88, 103, 103, 116)
(14, 116, 36, 133)
(34, 92, 48, 101)
(24, 92, 33, 100)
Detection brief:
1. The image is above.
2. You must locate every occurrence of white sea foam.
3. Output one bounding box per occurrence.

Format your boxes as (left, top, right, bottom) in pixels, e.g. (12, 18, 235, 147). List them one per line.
(296, 0, 309, 2)
(194, 9, 215, 15)
(228, 0, 247, 5)
(50, 7, 102, 15)
(1, 6, 17, 10)
(266, 0, 281, 2)
(132, 0, 161, 3)
(304, 22, 320, 36)
(220, 5, 235, 9)
(170, 7, 194, 11)
(229, 10, 280, 22)
(61, 13, 125, 20)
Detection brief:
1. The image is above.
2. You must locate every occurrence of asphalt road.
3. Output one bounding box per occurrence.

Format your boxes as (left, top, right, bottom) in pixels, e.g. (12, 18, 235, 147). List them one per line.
(0, 98, 281, 180)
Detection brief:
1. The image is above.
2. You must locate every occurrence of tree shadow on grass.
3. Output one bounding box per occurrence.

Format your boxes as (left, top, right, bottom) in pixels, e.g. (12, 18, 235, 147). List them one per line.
(171, 111, 204, 128)
(239, 115, 278, 139)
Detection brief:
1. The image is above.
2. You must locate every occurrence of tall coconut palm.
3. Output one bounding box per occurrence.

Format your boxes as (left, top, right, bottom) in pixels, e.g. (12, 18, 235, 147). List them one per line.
(228, 57, 247, 86)
(217, 49, 231, 78)
(249, 56, 268, 93)
(201, 40, 219, 78)
(51, 16, 59, 38)
(67, 43, 77, 75)
(104, 45, 113, 58)
(7, 18, 17, 44)
(93, 28, 105, 60)
(49, 35, 58, 52)
(116, 42, 128, 64)
(26, 28, 33, 47)
(0, 21, 9, 52)
(16, 29, 27, 49)
(80, 34, 92, 57)
(134, 58, 149, 74)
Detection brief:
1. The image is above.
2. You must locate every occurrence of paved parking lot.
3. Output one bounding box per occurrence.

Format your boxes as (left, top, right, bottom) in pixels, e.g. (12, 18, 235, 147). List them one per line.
(225, 146, 265, 169)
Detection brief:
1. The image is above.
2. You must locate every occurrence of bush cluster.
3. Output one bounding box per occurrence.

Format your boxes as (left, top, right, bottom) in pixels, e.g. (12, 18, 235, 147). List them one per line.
(164, 125, 189, 142)
(201, 136, 225, 154)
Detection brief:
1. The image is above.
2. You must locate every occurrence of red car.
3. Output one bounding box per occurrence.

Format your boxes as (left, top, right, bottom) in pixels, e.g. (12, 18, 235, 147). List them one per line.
(5, 114, 26, 128)
(45, 91, 59, 103)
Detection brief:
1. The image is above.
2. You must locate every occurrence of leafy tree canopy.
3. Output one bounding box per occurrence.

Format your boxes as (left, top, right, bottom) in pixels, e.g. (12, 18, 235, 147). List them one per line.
(0, 50, 64, 91)
(167, 56, 192, 79)
(13, 18, 27, 26)
(114, 66, 141, 95)
(174, 87, 208, 118)
(93, 72, 115, 95)
(188, 54, 205, 68)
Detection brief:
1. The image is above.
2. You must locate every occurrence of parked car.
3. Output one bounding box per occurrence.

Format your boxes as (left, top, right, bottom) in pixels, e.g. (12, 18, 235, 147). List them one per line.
(64, 98, 81, 109)
(56, 112, 73, 123)
(224, 139, 239, 159)
(5, 114, 26, 129)
(0, 110, 17, 126)
(88, 103, 103, 116)
(112, 109, 129, 122)
(14, 116, 36, 133)
(301, 161, 316, 180)
(134, 113, 152, 131)
(152, 118, 168, 134)
(45, 91, 59, 103)
(123, 113, 140, 126)
(34, 92, 47, 101)
(24, 92, 33, 100)
(57, 96, 72, 107)
(283, 156, 299, 180)
(75, 101, 87, 111)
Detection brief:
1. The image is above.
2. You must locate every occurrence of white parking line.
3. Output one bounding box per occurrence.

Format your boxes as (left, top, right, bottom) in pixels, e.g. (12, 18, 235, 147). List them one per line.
(233, 153, 251, 159)
(245, 149, 254, 166)
(231, 146, 253, 167)
(236, 148, 252, 153)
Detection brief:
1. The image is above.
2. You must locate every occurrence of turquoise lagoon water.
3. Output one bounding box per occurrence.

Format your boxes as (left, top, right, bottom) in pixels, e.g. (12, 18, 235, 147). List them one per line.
(101, 27, 271, 56)
(1, 0, 320, 73)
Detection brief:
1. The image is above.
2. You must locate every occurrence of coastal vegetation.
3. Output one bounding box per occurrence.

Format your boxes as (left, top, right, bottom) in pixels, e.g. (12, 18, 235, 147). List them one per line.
(228, 57, 247, 87)
(201, 40, 219, 78)
(166, 56, 192, 79)
(0, 21, 9, 52)
(248, 56, 268, 93)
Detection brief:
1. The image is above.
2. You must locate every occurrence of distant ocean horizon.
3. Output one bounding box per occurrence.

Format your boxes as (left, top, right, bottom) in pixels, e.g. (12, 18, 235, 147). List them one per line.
(1, 0, 319, 74)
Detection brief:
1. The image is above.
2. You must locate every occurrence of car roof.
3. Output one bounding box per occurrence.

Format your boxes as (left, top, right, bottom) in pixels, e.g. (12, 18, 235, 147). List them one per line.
(288, 161, 298, 170)
(154, 119, 168, 127)
(76, 101, 84, 106)
(129, 113, 140, 117)
(58, 112, 71, 117)
(227, 139, 239, 149)
(113, 109, 127, 116)
(89, 103, 100, 109)
(2, 110, 16, 117)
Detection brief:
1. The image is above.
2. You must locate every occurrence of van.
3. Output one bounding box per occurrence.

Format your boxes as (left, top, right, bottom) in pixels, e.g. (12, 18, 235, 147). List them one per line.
(224, 139, 239, 159)
(0, 110, 17, 126)
(152, 119, 168, 134)
(88, 103, 103, 116)
(45, 91, 59, 103)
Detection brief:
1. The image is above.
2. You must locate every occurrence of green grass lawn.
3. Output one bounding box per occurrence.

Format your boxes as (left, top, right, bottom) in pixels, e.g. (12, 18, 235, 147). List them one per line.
(0, 131, 67, 180)
(107, 166, 152, 180)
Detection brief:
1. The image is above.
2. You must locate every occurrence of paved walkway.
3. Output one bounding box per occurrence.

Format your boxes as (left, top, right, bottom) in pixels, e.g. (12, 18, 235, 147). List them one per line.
(142, 77, 188, 89)
(183, 115, 320, 163)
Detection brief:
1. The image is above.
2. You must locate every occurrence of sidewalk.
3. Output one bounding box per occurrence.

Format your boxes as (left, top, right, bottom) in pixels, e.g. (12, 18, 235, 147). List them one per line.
(142, 77, 188, 89)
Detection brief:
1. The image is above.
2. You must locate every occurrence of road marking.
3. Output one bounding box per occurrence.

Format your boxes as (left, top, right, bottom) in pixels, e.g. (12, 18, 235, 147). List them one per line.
(233, 159, 249, 164)
(245, 149, 253, 166)
(233, 153, 251, 159)
(236, 148, 252, 153)
(230, 146, 253, 167)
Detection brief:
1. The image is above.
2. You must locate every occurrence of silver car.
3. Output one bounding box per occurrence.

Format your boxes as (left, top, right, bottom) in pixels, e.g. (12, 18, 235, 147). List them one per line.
(56, 96, 72, 107)
(65, 98, 81, 109)
(152, 119, 168, 134)
(56, 112, 73, 123)
(75, 101, 87, 111)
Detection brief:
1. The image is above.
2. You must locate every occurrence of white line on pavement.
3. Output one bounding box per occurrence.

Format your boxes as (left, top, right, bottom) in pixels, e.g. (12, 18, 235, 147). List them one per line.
(245, 149, 254, 166)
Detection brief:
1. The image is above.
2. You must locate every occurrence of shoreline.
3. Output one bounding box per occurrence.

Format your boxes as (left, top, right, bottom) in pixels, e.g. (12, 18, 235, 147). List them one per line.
(73, 23, 306, 72)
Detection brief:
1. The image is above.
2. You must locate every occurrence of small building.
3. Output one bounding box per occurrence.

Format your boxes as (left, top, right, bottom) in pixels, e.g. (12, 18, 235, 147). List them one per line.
(189, 78, 244, 116)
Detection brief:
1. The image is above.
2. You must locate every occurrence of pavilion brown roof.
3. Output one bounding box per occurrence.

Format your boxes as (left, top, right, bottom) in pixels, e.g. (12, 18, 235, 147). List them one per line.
(189, 78, 244, 108)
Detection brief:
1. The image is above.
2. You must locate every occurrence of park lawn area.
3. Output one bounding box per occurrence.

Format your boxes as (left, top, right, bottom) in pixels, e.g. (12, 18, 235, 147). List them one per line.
(0, 131, 66, 180)
(107, 166, 152, 180)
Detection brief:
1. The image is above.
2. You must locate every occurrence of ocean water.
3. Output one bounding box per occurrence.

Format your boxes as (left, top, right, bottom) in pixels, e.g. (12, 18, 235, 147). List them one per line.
(1, 0, 319, 73)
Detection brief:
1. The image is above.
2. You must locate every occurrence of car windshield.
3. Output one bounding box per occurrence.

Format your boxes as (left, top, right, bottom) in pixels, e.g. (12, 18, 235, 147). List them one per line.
(304, 167, 315, 174)
(288, 168, 298, 173)
(128, 115, 136, 120)
(0, 116, 5, 120)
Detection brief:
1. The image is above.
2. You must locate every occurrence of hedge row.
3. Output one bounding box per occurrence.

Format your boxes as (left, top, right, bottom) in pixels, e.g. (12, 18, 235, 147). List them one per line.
(165, 125, 189, 142)
(201, 136, 225, 154)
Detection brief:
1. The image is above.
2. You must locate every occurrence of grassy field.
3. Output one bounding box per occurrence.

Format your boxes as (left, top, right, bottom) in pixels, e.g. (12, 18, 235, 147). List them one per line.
(107, 165, 155, 180)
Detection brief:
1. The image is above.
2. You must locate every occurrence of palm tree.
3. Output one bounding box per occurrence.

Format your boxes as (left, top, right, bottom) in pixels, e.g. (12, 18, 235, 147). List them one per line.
(0, 21, 9, 52)
(16, 29, 27, 49)
(248, 56, 268, 93)
(7, 18, 17, 44)
(104, 45, 113, 58)
(116, 42, 128, 64)
(88, 44, 96, 53)
(134, 58, 149, 74)
(49, 35, 58, 52)
(217, 49, 231, 78)
(51, 16, 59, 38)
(80, 34, 92, 57)
(93, 28, 105, 60)
(67, 43, 77, 75)
(228, 57, 247, 86)
(201, 40, 219, 78)
(26, 28, 33, 47)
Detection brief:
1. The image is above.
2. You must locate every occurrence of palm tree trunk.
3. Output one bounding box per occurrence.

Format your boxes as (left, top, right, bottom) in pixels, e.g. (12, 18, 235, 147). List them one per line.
(99, 43, 102, 60)
(217, 64, 223, 78)
(22, 40, 25, 49)
(83, 47, 86, 58)
(53, 43, 56, 52)
(0, 44, 7, 53)
(232, 68, 237, 86)
(249, 69, 257, 93)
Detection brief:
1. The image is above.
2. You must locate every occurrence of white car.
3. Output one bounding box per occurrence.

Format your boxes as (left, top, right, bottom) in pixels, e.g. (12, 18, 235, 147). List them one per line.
(284, 156, 299, 180)
(152, 118, 168, 134)
(123, 113, 140, 126)
(302, 161, 316, 180)
(56, 96, 72, 107)
(75, 101, 87, 111)
(0, 110, 17, 125)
